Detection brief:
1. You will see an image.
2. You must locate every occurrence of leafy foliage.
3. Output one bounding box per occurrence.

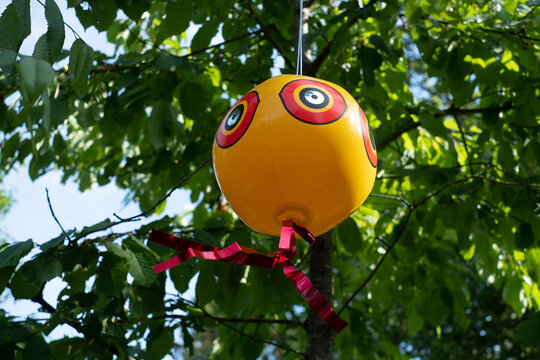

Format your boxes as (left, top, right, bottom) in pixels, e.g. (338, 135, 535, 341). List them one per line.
(0, 0, 539, 358)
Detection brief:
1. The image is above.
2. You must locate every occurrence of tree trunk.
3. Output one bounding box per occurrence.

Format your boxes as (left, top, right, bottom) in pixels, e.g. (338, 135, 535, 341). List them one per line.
(304, 232, 335, 360)
(291, 1, 336, 359)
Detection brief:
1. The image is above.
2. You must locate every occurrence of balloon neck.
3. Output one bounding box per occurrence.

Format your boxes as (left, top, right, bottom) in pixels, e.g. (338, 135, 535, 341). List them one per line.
(272, 203, 313, 228)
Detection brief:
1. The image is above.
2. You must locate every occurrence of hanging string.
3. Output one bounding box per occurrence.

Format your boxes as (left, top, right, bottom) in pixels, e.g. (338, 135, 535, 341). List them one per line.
(296, 0, 304, 75)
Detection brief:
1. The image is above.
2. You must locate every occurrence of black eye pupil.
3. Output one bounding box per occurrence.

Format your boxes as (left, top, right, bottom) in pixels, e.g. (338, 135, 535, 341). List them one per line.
(224, 105, 245, 131)
(299, 87, 329, 109)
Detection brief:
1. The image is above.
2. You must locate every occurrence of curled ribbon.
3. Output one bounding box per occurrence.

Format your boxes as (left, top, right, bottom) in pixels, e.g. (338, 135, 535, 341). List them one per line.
(148, 220, 348, 333)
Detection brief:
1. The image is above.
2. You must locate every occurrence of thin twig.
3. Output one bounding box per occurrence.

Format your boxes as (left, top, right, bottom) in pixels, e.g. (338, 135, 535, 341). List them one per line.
(480, 27, 540, 42)
(338, 168, 503, 314)
(193, 300, 304, 355)
(338, 210, 413, 314)
(243, 1, 295, 69)
(474, 175, 540, 190)
(157, 291, 304, 354)
(306, 0, 379, 75)
(182, 30, 263, 58)
(370, 193, 412, 210)
(74, 156, 212, 241)
(135, 156, 212, 219)
(45, 188, 67, 235)
(162, 313, 302, 327)
(453, 114, 473, 176)
(88, 30, 264, 75)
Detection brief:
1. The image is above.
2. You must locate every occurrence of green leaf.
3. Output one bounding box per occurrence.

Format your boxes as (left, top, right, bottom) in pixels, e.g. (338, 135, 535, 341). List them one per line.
(0, 266, 15, 294)
(17, 56, 55, 105)
(13, 0, 31, 38)
(0, 239, 33, 268)
(165, 0, 192, 36)
(94, 254, 126, 298)
(497, 141, 514, 169)
(419, 113, 447, 137)
(40, 231, 74, 252)
(422, 290, 449, 326)
(191, 19, 219, 52)
(193, 229, 220, 247)
(115, 0, 151, 21)
(68, 38, 94, 94)
(123, 237, 157, 286)
(503, 273, 524, 313)
(169, 260, 198, 293)
(0, 48, 17, 74)
(42, 87, 51, 131)
(77, 218, 112, 237)
(0, 49, 17, 65)
(517, 312, 540, 348)
(369, 34, 393, 56)
(525, 248, 540, 282)
(10, 254, 62, 299)
(44, 0, 66, 63)
(32, 34, 49, 60)
(336, 217, 363, 254)
(22, 333, 51, 360)
(196, 266, 216, 306)
(147, 101, 176, 149)
(360, 46, 383, 87)
(146, 327, 175, 360)
(0, 4, 24, 52)
(515, 222, 535, 249)
(179, 81, 209, 119)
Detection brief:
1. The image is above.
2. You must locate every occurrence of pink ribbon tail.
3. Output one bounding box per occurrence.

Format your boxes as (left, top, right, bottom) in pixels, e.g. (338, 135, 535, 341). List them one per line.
(148, 223, 348, 333)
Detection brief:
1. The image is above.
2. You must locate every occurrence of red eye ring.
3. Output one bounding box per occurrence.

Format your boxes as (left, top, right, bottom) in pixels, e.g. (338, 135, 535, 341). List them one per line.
(216, 91, 260, 148)
(359, 108, 377, 168)
(279, 79, 347, 125)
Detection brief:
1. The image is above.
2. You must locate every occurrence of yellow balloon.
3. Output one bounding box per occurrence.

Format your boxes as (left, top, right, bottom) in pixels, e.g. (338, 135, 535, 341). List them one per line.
(212, 75, 377, 237)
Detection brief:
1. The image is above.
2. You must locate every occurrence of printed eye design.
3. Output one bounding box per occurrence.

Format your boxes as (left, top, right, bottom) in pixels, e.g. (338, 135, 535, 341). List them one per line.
(359, 109, 377, 168)
(216, 91, 260, 148)
(279, 79, 347, 125)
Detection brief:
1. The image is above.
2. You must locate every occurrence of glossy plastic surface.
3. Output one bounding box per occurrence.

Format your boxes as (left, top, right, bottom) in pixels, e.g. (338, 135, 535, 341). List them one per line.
(213, 75, 377, 236)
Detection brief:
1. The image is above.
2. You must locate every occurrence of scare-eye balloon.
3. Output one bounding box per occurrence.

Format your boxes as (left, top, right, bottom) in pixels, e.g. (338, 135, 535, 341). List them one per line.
(213, 75, 377, 237)
(149, 75, 377, 333)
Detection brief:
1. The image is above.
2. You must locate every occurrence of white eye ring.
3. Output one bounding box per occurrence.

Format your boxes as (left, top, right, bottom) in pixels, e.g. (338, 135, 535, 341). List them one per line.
(227, 109, 242, 127)
(303, 90, 325, 105)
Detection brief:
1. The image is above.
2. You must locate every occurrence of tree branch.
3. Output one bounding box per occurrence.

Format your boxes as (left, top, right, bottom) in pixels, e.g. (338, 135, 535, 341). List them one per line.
(306, 1, 378, 76)
(370, 193, 412, 210)
(261, 25, 295, 70)
(243, 1, 296, 70)
(28, 282, 136, 358)
(89, 30, 264, 75)
(162, 313, 303, 327)
(338, 167, 504, 314)
(45, 188, 67, 235)
(378, 103, 516, 151)
(439, 103, 514, 117)
(338, 210, 412, 314)
(31, 283, 56, 314)
(191, 300, 305, 356)
(74, 156, 212, 241)
(480, 27, 540, 42)
(453, 114, 474, 175)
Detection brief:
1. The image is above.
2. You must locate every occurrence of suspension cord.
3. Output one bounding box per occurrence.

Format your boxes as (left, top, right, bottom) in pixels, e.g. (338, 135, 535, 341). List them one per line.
(296, 0, 304, 75)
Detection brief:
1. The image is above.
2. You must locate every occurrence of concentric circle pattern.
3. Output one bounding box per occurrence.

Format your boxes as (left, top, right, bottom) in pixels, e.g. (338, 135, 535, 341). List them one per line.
(359, 109, 377, 167)
(279, 79, 347, 124)
(216, 91, 260, 148)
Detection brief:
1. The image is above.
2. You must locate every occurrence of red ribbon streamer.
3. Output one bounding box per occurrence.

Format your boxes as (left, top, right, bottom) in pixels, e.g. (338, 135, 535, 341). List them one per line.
(148, 221, 348, 333)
